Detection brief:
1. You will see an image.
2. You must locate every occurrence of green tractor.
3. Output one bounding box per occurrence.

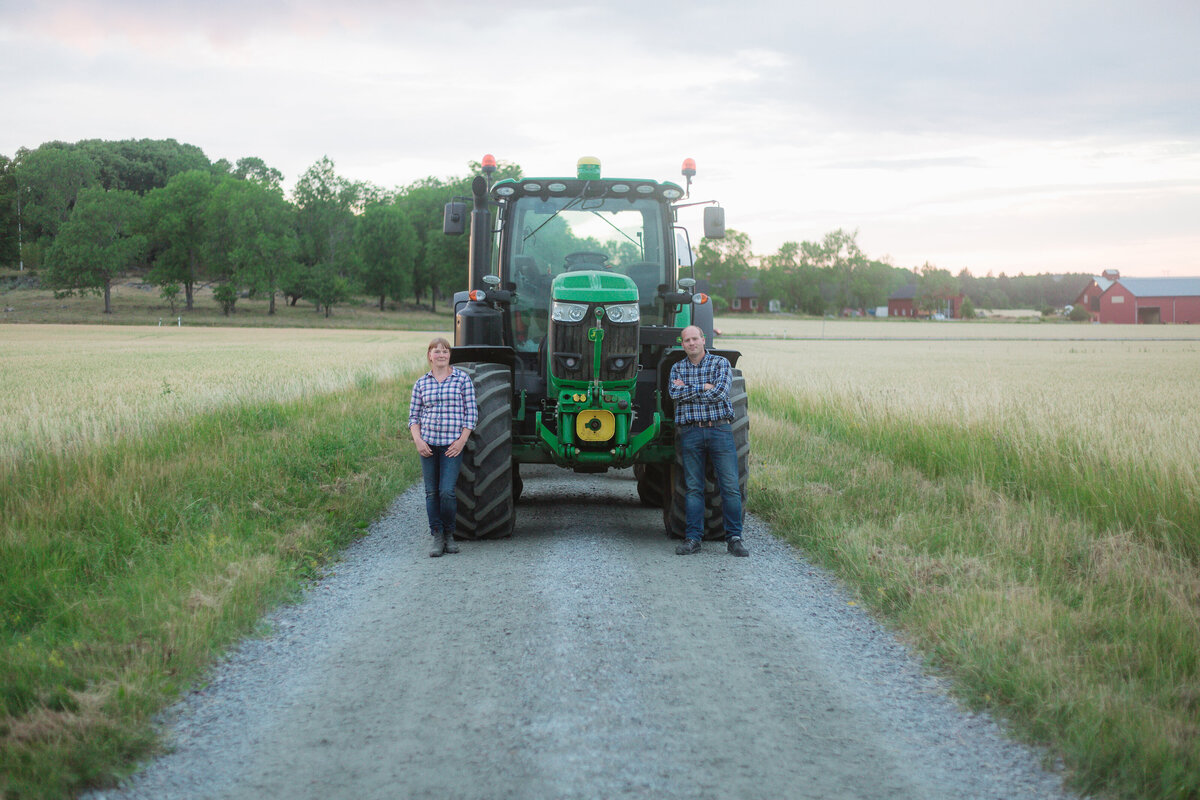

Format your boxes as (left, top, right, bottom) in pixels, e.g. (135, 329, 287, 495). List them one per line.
(443, 156, 748, 540)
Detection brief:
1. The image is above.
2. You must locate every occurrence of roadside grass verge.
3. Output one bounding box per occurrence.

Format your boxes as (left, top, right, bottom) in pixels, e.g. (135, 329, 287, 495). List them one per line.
(748, 384, 1200, 800)
(0, 372, 424, 799)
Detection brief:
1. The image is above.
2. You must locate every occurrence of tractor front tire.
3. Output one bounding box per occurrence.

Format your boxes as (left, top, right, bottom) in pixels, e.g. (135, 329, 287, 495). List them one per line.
(454, 363, 515, 539)
(634, 463, 669, 508)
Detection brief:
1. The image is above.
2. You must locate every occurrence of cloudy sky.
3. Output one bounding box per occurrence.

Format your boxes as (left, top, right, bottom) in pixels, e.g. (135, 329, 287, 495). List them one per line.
(2, 0, 1197, 277)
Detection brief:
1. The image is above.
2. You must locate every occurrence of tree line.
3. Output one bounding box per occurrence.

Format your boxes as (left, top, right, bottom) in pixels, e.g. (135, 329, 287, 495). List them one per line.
(0, 139, 519, 316)
(0, 139, 1092, 317)
(696, 229, 1092, 316)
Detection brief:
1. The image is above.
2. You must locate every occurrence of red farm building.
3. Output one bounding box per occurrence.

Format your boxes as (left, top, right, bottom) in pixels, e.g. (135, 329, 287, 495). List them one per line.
(1095, 276, 1200, 324)
(1073, 269, 1120, 322)
(887, 284, 965, 319)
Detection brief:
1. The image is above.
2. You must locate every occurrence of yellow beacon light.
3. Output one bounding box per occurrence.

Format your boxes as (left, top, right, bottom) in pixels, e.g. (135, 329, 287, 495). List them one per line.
(577, 156, 601, 180)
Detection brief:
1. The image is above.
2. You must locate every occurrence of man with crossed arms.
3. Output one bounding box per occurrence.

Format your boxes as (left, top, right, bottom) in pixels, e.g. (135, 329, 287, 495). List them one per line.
(668, 325, 748, 557)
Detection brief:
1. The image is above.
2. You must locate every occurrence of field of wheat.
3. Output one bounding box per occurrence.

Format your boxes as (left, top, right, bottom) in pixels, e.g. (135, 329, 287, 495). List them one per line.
(0, 325, 435, 469)
(4, 320, 1198, 799)
(732, 322, 1200, 799)
(716, 313, 1200, 340)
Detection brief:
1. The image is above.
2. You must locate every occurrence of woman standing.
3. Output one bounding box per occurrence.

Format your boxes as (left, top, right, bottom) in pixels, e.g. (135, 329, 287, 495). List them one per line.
(408, 337, 477, 557)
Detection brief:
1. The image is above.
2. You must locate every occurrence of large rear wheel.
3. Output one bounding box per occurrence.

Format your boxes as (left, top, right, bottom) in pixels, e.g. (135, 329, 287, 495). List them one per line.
(454, 363, 515, 539)
(664, 369, 750, 540)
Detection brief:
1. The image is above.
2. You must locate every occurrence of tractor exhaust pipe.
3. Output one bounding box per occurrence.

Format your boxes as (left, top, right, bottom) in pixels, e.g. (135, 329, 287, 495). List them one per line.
(468, 175, 491, 293)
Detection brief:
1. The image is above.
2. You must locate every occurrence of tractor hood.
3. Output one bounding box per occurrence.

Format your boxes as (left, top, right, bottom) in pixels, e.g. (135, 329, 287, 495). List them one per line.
(551, 271, 638, 304)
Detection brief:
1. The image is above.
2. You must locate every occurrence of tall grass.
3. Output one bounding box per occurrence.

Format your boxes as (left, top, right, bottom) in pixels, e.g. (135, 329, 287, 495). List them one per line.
(0, 339, 427, 799)
(747, 341, 1200, 799)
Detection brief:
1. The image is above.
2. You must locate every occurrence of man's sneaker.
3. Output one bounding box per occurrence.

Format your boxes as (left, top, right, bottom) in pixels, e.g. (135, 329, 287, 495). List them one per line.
(675, 538, 702, 555)
(727, 537, 749, 557)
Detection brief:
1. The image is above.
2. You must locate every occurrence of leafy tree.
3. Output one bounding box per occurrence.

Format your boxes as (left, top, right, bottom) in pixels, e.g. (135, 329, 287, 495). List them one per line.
(695, 229, 752, 302)
(142, 170, 216, 310)
(160, 283, 180, 313)
(212, 284, 238, 315)
(43, 187, 146, 313)
(355, 204, 416, 310)
(292, 157, 364, 310)
(15, 144, 100, 255)
(0, 155, 19, 266)
(77, 138, 209, 194)
(915, 263, 960, 315)
(206, 176, 296, 315)
(393, 177, 467, 310)
(307, 261, 351, 318)
(233, 157, 284, 193)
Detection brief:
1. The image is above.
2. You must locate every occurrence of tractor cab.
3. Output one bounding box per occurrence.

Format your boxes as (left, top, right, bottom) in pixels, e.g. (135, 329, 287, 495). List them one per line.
(494, 170, 687, 357)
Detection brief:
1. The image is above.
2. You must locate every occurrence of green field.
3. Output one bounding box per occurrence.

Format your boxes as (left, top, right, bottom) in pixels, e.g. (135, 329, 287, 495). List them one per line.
(740, 333, 1200, 800)
(2, 320, 1198, 799)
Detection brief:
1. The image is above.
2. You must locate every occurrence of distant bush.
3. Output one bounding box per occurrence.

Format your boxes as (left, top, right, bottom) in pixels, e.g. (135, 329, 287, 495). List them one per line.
(1068, 305, 1091, 322)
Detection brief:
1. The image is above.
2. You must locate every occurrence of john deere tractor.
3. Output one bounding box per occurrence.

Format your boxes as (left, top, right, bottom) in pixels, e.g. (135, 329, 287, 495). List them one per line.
(443, 156, 748, 540)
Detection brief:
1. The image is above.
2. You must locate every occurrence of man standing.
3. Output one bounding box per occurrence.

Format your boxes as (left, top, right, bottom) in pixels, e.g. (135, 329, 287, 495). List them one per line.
(668, 325, 747, 557)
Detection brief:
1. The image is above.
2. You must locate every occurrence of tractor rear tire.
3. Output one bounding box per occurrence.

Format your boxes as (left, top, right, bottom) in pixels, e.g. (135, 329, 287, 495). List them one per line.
(454, 363, 515, 540)
(664, 370, 750, 540)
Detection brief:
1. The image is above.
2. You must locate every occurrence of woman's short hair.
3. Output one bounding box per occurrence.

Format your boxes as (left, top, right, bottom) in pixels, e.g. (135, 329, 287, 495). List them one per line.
(427, 336, 452, 355)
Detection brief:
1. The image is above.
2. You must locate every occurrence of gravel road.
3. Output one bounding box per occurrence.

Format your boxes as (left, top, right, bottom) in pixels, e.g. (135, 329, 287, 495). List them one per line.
(88, 465, 1080, 800)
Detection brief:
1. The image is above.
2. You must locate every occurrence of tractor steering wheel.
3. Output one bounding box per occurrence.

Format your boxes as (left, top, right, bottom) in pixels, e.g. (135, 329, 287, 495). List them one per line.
(563, 251, 610, 271)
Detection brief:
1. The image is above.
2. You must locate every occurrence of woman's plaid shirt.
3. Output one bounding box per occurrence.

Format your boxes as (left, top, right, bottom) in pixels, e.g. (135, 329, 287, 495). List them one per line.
(668, 352, 734, 424)
(407, 368, 478, 446)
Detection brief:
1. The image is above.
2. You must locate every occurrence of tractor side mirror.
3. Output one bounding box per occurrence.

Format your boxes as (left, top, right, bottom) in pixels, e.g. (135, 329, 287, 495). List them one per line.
(443, 202, 466, 235)
(703, 206, 725, 239)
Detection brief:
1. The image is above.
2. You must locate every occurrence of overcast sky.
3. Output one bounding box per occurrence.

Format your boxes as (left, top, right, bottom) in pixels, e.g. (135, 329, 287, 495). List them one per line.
(2, 0, 1197, 277)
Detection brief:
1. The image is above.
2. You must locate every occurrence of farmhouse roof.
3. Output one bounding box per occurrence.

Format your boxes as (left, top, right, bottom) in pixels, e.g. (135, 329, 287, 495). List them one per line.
(1114, 277, 1200, 298)
(735, 278, 759, 297)
(889, 284, 918, 300)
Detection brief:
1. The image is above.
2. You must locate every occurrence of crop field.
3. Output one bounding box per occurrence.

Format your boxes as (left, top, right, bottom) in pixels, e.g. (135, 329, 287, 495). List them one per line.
(718, 313, 1200, 340)
(3, 319, 1198, 799)
(0, 325, 434, 468)
(735, 324, 1200, 799)
(1, 325, 434, 799)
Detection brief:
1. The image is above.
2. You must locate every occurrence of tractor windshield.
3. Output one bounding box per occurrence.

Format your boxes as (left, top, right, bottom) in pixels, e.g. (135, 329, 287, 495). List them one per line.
(505, 194, 669, 351)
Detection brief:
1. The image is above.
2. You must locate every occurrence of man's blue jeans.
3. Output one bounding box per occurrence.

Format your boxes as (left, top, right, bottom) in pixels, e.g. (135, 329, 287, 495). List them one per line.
(679, 422, 743, 542)
(420, 445, 462, 534)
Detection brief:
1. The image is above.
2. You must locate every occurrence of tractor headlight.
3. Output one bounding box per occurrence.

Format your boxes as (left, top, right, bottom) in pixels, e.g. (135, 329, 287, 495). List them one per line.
(552, 301, 589, 323)
(603, 303, 640, 323)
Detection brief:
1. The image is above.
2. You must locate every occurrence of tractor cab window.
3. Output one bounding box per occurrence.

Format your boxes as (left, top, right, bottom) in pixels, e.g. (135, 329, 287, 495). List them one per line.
(505, 195, 668, 351)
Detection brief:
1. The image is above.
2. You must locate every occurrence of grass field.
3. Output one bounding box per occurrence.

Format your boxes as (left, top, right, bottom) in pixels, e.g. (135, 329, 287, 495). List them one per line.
(739, 332, 1200, 799)
(3, 318, 1198, 799)
(0, 325, 435, 799)
(718, 313, 1200, 340)
(0, 325, 436, 468)
(0, 277, 453, 330)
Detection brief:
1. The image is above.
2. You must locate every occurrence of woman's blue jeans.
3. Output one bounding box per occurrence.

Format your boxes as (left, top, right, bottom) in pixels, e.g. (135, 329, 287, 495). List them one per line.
(679, 422, 743, 542)
(420, 445, 462, 534)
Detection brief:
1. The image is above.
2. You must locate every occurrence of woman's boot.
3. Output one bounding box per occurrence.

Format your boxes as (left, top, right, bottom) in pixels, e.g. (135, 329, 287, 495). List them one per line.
(442, 531, 460, 554)
(429, 529, 445, 557)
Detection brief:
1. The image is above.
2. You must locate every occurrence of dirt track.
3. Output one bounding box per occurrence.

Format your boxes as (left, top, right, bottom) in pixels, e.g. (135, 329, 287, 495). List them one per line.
(90, 465, 1075, 800)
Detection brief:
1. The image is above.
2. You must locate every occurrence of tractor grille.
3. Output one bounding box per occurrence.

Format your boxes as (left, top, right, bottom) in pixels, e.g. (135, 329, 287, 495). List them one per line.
(550, 314, 638, 383)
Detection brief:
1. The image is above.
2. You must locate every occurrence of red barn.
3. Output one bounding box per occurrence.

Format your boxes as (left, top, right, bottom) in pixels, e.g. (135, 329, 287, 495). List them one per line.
(1073, 271, 1119, 322)
(1097, 277, 1200, 324)
(887, 284, 966, 318)
(887, 284, 918, 317)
